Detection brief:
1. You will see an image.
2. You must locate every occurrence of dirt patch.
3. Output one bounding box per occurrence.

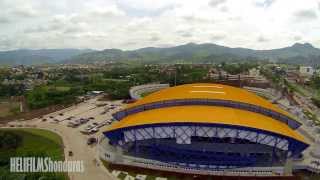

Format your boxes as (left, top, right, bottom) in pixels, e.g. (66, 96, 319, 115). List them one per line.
(0, 101, 20, 118)
(0, 103, 75, 124)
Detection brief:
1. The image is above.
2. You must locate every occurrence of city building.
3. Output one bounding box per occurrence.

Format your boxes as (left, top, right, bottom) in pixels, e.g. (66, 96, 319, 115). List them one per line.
(299, 66, 314, 76)
(100, 83, 308, 176)
(248, 67, 260, 77)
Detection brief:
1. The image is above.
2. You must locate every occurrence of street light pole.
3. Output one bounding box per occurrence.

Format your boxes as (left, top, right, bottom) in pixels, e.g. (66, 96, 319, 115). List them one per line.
(174, 70, 177, 86)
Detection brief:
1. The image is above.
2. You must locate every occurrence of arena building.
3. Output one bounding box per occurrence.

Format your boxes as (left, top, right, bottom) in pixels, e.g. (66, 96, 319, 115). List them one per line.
(101, 83, 309, 175)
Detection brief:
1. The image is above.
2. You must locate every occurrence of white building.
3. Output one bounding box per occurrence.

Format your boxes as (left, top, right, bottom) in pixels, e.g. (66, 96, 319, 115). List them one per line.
(299, 66, 314, 76)
(249, 68, 260, 77)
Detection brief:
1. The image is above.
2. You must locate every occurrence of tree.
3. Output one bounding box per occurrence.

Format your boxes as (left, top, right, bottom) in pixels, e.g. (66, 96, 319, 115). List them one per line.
(0, 131, 22, 149)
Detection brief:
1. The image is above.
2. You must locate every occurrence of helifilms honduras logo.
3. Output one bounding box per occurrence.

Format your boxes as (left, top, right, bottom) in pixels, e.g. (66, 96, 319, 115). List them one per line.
(10, 157, 84, 173)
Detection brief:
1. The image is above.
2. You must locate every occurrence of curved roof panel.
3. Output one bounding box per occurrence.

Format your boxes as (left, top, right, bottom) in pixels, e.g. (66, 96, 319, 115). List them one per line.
(126, 83, 293, 119)
(105, 106, 306, 144)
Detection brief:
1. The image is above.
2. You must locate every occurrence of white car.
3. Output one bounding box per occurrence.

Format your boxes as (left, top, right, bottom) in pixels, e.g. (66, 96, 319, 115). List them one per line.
(102, 122, 109, 125)
(89, 128, 99, 133)
(87, 124, 94, 128)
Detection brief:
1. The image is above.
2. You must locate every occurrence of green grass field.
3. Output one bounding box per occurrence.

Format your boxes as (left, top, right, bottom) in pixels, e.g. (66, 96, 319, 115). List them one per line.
(46, 86, 71, 92)
(13, 128, 64, 159)
(0, 128, 67, 180)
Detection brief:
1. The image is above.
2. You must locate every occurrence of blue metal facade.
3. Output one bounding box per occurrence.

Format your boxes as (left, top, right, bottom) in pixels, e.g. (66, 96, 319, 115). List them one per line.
(113, 99, 301, 129)
(104, 123, 308, 169)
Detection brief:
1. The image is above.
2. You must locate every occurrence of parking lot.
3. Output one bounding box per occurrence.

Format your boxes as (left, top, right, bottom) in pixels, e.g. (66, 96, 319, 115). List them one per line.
(40, 97, 122, 137)
(6, 96, 120, 180)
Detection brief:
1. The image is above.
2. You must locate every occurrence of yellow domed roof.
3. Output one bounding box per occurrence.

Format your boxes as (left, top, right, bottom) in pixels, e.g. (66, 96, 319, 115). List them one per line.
(105, 83, 306, 144)
(126, 83, 292, 119)
(105, 105, 306, 143)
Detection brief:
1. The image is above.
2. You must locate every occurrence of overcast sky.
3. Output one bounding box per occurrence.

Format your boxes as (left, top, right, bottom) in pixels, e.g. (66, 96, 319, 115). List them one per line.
(0, 0, 320, 51)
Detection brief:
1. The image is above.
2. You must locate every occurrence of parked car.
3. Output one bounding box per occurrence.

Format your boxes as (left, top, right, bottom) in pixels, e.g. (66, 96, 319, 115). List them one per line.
(67, 122, 79, 127)
(102, 121, 109, 125)
(79, 118, 89, 124)
(122, 99, 136, 104)
(89, 128, 99, 133)
(87, 137, 97, 145)
(87, 124, 94, 128)
(67, 122, 74, 127)
(100, 111, 107, 115)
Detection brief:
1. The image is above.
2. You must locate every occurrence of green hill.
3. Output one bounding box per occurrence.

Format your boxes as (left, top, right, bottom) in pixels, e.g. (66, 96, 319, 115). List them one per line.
(65, 42, 320, 64)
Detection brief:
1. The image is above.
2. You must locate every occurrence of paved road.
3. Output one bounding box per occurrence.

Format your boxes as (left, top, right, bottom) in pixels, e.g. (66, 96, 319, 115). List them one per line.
(34, 121, 115, 180)
(3, 98, 118, 180)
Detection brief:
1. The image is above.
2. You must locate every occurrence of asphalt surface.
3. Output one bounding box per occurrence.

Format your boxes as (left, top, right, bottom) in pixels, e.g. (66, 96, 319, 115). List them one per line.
(4, 97, 119, 180)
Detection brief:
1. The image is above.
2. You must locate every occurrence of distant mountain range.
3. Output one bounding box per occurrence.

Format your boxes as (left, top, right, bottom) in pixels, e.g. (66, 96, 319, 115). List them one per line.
(0, 49, 94, 65)
(0, 43, 320, 65)
(65, 42, 320, 65)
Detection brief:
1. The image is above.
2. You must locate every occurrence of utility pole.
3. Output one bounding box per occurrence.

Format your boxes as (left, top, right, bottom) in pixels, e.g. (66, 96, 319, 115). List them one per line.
(174, 70, 177, 86)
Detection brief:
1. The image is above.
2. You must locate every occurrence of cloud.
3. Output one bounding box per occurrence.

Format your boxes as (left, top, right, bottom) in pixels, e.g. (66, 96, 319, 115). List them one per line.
(0, 36, 16, 50)
(0, 0, 320, 50)
(254, 0, 276, 8)
(293, 35, 302, 41)
(181, 15, 214, 24)
(149, 35, 160, 42)
(117, 0, 176, 11)
(24, 26, 59, 34)
(294, 9, 318, 21)
(24, 16, 66, 34)
(0, 17, 10, 24)
(11, 6, 38, 18)
(64, 26, 86, 34)
(209, 0, 227, 7)
(24, 14, 89, 35)
(211, 34, 226, 41)
(0, 5, 38, 25)
(257, 35, 269, 42)
(89, 6, 126, 17)
(117, 2, 176, 17)
(220, 6, 229, 12)
(177, 31, 193, 38)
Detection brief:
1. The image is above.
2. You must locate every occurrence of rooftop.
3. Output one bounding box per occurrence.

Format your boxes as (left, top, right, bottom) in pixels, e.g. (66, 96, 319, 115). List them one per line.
(126, 83, 293, 120)
(106, 105, 306, 144)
